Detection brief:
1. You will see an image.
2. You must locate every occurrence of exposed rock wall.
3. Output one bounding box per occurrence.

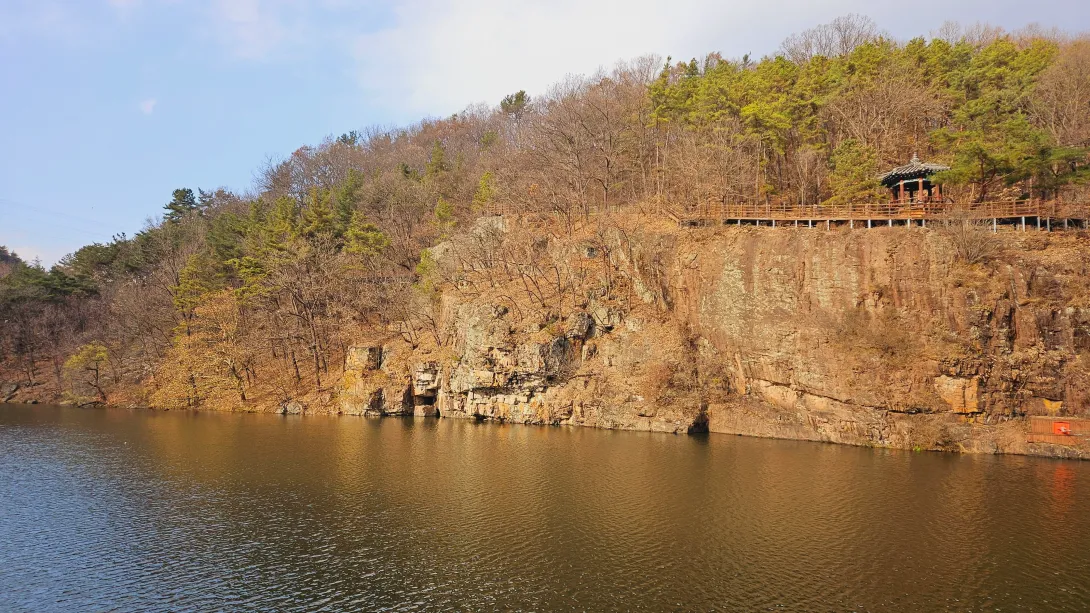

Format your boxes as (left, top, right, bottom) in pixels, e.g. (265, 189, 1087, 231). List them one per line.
(337, 225, 1090, 458)
(7, 222, 1086, 458)
(339, 300, 704, 434)
(673, 228, 1090, 456)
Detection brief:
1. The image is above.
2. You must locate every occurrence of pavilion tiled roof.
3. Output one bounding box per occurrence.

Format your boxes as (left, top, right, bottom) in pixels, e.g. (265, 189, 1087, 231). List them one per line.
(879, 155, 950, 186)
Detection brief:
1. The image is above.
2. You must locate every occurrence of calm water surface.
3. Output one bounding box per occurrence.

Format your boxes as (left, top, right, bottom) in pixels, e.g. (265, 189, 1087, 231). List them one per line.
(1, 404, 1088, 612)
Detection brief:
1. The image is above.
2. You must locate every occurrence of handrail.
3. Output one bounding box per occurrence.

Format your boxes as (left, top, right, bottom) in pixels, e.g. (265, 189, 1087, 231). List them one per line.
(670, 200, 1090, 222)
(483, 200, 1090, 222)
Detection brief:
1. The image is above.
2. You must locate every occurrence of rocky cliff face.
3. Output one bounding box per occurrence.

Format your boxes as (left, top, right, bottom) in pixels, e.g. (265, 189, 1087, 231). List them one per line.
(673, 229, 1090, 456)
(339, 300, 704, 434)
(338, 225, 1090, 458)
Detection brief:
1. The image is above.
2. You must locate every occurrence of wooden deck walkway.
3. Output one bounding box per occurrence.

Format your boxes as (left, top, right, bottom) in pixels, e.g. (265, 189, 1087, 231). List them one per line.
(665, 200, 1090, 229)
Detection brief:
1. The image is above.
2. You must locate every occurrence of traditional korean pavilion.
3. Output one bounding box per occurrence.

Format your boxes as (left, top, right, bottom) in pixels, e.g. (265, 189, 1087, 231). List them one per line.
(879, 155, 950, 203)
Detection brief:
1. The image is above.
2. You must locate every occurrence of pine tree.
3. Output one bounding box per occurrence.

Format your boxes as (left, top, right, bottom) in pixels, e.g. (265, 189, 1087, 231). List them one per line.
(434, 197, 455, 238)
(164, 188, 198, 222)
(425, 141, 450, 179)
(825, 140, 882, 206)
(472, 172, 495, 211)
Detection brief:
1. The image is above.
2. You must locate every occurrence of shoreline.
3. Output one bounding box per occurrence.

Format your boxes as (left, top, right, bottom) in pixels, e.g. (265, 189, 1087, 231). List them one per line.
(4, 396, 1087, 461)
(6, 228, 1090, 463)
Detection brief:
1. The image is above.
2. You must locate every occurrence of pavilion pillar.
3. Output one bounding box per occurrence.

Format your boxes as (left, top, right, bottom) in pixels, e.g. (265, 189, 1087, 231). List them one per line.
(918, 178, 924, 203)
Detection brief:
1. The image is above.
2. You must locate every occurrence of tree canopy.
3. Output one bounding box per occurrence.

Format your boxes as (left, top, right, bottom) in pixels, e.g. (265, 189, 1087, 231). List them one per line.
(1, 17, 1087, 409)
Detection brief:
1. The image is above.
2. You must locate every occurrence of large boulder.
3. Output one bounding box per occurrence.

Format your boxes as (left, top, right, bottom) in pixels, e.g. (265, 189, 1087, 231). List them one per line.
(412, 362, 441, 397)
(280, 400, 305, 415)
(340, 342, 415, 416)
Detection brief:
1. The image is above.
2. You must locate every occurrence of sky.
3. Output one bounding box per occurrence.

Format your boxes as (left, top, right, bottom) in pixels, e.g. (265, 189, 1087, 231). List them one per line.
(1, 0, 1086, 265)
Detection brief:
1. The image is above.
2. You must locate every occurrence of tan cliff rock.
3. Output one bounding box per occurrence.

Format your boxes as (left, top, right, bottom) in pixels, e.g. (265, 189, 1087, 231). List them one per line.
(11, 220, 1084, 458)
(339, 300, 705, 433)
(337, 224, 1090, 458)
(675, 228, 1090, 456)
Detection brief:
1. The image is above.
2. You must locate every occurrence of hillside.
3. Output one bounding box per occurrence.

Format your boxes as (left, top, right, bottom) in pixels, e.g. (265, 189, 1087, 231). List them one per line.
(2, 17, 1089, 457)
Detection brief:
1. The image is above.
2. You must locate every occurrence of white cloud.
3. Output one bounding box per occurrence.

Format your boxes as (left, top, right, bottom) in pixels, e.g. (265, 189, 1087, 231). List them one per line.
(139, 98, 158, 114)
(15, 0, 1074, 122)
(348, 0, 855, 117)
(347, 0, 1083, 119)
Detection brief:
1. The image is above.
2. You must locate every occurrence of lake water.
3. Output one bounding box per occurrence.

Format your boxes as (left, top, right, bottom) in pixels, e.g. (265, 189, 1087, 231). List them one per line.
(1, 404, 1088, 612)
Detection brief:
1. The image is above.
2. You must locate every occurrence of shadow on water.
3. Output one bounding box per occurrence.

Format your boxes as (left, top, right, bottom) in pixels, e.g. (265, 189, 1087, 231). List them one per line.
(2, 403, 1089, 612)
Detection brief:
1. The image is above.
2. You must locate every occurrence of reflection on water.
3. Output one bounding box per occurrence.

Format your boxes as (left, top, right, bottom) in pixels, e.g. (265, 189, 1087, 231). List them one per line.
(2, 404, 1089, 612)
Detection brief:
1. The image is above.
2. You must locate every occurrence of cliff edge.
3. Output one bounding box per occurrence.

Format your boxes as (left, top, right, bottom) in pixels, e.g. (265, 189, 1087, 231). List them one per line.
(336, 220, 1090, 458)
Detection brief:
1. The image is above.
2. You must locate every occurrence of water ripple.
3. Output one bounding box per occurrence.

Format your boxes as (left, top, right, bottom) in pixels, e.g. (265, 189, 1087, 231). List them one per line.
(2, 406, 1089, 612)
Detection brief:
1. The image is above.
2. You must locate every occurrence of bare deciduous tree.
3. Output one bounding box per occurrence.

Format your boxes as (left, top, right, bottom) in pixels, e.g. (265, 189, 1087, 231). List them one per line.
(781, 14, 880, 63)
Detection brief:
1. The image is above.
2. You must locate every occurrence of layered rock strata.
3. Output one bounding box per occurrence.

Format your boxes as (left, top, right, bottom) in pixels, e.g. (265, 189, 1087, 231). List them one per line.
(337, 227, 1090, 458)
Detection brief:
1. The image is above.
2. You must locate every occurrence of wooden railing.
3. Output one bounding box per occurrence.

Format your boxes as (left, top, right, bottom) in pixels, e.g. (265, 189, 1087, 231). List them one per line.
(479, 200, 1090, 224)
(665, 200, 1090, 222)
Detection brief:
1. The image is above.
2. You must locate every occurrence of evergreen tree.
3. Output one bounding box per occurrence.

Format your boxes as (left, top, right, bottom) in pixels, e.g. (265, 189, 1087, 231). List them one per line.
(500, 90, 530, 121)
(472, 172, 496, 211)
(434, 197, 455, 238)
(346, 212, 389, 257)
(826, 140, 882, 205)
(164, 188, 198, 222)
(425, 141, 450, 179)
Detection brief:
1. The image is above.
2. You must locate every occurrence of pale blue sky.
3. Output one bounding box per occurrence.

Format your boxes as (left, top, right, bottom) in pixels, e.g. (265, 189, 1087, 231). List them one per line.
(1, 0, 1085, 264)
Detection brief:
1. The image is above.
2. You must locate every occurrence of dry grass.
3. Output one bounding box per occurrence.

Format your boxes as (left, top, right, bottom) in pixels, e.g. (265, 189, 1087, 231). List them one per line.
(936, 219, 1002, 265)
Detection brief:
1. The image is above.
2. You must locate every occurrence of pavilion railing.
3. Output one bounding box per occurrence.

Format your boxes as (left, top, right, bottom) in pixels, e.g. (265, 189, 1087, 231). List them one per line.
(666, 200, 1090, 222)
(479, 200, 1090, 223)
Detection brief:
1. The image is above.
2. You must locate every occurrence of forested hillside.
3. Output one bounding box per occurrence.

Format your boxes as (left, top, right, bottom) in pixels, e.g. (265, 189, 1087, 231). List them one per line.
(2, 17, 1088, 411)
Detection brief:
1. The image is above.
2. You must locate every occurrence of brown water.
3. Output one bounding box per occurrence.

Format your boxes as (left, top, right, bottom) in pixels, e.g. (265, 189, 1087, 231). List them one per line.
(1, 404, 1088, 612)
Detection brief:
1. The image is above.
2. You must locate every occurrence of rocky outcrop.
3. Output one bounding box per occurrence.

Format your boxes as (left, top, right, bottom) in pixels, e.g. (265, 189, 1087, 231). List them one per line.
(933, 376, 982, 414)
(280, 400, 305, 415)
(346, 345, 383, 371)
(339, 343, 413, 416)
(673, 228, 1090, 457)
(435, 301, 704, 433)
(412, 362, 440, 416)
(332, 226, 1090, 458)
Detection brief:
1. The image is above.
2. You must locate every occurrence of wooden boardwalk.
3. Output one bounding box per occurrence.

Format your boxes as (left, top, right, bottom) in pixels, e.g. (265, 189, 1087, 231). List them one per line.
(1027, 416, 1090, 446)
(665, 200, 1090, 229)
